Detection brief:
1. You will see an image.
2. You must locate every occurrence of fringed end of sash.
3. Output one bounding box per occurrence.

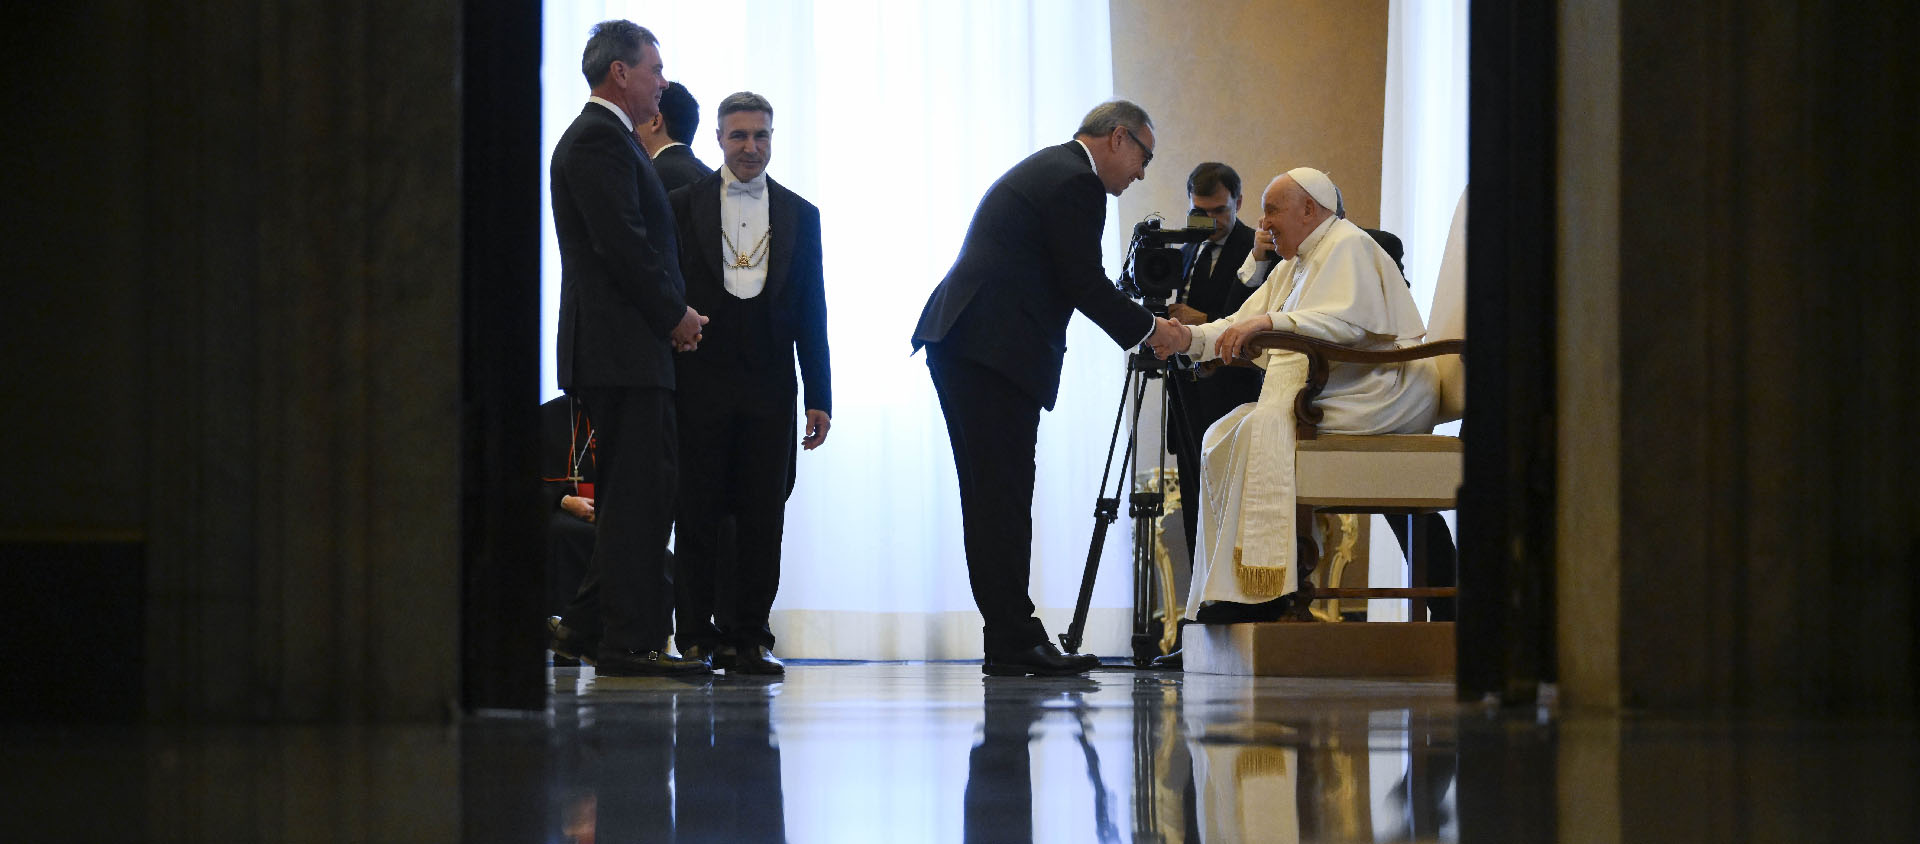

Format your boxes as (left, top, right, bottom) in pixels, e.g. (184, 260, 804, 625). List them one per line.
(1231, 546, 1290, 598)
(1233, 746, 1291, 780)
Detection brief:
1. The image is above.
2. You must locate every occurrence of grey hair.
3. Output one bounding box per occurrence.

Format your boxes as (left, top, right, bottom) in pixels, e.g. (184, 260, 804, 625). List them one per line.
(717, 91, 774, 122)
(1076, 99, 1153, 137)
(581, 20, 657, 86)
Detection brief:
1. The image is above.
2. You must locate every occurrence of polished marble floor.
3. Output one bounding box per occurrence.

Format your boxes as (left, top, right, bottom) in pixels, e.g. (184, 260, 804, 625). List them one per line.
(4, 661, 1915, 842)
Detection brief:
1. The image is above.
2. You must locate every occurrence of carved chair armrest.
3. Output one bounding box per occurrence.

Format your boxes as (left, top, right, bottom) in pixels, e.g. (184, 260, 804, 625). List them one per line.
(1236, 331, 1467, 439)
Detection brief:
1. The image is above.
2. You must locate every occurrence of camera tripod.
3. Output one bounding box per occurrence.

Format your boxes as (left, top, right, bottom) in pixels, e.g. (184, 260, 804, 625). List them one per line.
(1058, 326, 1205, 666)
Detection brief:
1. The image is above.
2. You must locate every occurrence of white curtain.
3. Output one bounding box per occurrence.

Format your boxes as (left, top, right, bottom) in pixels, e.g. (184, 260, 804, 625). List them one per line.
(1376, 0, 1468, 619)
(1381, 0, 1470, 328)
(540, 1, 1137, 658)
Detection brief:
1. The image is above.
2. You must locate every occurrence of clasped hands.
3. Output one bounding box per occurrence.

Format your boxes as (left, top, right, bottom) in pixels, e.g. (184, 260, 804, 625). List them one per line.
(671, 306, 709, 352)
(1146, 317, 1191, 360)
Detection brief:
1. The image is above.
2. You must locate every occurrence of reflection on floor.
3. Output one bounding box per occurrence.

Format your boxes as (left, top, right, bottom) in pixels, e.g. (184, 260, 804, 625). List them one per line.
(4, 661, 1916, 842)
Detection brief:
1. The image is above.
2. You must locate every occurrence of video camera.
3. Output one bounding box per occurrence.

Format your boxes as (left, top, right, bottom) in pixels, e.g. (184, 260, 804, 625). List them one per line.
(1118, 213, 1218, 307)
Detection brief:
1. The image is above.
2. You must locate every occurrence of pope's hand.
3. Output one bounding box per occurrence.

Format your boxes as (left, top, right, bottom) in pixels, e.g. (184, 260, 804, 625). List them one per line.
(1252, 228, 1277, 261)
(1214, 313, 1275, 362)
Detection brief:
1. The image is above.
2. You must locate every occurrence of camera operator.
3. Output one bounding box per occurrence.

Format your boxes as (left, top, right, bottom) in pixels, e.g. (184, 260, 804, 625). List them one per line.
(912, 100, 1186, 677)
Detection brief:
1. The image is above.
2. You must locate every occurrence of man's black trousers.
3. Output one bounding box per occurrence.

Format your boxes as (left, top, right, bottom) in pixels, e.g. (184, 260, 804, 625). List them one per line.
(559, 386, 678, 652)
(926, 344, 1050, 656)
(674, 384, 795, 651)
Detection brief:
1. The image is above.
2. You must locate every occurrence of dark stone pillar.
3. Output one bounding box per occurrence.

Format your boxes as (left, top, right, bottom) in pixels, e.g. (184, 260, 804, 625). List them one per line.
(1612, 0, 1919, 714)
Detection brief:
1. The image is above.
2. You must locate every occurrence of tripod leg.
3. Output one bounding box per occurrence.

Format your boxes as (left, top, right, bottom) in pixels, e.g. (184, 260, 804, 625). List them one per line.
(1062, 367, 1147, 655)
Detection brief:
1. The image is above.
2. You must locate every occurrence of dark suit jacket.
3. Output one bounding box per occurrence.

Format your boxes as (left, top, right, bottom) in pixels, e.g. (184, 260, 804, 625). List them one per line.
(652, 143, 713, 194)
(551, 103, 686, 390)
(911, 141, 1155, 410)
(667, 173, 832, 415)
(1178, 220, 1258, 322)
(1177, 219, 1264, 413)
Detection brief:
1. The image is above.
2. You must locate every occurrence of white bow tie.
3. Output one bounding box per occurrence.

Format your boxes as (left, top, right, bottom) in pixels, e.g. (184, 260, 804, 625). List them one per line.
(727, 179, 765, 199)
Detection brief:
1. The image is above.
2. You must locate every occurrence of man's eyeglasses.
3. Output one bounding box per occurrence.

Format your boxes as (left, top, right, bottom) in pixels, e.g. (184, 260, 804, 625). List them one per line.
(1122, 127, 1153, 167)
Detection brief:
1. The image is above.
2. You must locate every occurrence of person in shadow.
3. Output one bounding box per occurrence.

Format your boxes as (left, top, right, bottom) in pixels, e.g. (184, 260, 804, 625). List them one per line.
(541, 396, 598, 638)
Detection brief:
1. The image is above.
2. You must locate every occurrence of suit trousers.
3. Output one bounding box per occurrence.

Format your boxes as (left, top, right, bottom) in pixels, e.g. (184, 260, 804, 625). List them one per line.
(560, 386, 678, 652)
(674, 384, 795, 651)
(1386, 513, 1458, 621)
(926, 344, 1050, 655)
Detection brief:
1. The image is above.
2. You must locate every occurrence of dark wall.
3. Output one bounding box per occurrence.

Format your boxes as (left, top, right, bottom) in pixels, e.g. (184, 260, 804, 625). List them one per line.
(1614, 0, 1919, 712)
(1, 3, 150, 533)
(1, 0, 544, 721)
(1, 2, 155, 722)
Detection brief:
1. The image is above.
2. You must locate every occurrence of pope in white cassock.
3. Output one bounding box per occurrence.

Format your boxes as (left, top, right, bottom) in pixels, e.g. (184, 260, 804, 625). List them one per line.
(1158, 168, 1437, 623)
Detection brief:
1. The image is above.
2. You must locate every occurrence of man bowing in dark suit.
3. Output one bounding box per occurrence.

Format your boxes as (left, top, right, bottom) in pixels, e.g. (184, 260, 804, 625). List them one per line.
(546, 20, 711, 676)
(912, 100, 1188, 676)
(636, 81, 713, 193)
(667, 92, 832, 675)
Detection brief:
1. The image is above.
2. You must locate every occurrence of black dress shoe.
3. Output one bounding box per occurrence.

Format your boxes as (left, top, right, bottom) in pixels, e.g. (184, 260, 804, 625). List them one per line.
(548, 616, 598, 666)
(728, 645, 785, 675)
(594, 647, 713, 676)
(1192, 595, 1294, 625)
(982, 642, 1101, 676)
(1150, 648, 1183, 670)
(681, 642, 721, 667)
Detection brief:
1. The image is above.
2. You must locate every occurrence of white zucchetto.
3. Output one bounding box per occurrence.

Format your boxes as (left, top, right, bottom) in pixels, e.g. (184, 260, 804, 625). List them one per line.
(1286, 167, 1344, 218)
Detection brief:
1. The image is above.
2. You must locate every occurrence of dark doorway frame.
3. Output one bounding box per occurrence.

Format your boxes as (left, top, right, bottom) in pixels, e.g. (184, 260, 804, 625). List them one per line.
(453, 0, 1568, 709)
(459, 0, 546, 712)
(1458, 0, 1559, 704)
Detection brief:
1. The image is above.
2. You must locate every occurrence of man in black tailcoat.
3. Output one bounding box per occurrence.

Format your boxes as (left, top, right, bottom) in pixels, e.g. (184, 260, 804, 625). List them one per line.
(666, 91, 832, 675)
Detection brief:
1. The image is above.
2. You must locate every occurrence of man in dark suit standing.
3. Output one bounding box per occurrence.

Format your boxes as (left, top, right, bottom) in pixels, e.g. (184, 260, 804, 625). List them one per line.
(635, 81, 713, 192)
(912, 100, 1187, 676)
(547, 20, 711, 676)
(1165, 162, 1262, 563)
(666, 92, 831, 675)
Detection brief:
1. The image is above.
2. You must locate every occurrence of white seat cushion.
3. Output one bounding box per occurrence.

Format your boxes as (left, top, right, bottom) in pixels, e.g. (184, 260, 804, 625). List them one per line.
(1296, 434, 1462, 508)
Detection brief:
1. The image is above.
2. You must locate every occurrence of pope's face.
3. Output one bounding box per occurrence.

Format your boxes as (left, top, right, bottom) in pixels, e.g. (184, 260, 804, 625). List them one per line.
(719, 110, 772, 182)
(1259, 177, 1318, 259)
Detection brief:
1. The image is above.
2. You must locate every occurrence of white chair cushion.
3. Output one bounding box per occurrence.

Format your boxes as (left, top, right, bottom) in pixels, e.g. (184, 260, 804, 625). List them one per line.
(1296, 434, 1462, 508)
